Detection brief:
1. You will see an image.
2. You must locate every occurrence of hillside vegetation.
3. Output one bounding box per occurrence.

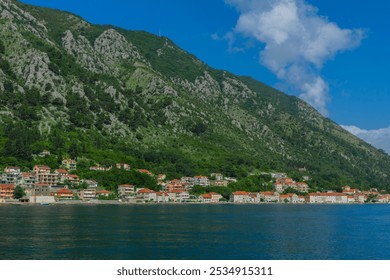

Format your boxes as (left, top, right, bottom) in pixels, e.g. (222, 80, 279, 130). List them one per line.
(0, 0, 389, 189)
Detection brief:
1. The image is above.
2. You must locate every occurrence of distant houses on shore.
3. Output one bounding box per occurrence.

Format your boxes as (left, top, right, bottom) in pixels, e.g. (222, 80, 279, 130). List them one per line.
(0, 158, 388, 205)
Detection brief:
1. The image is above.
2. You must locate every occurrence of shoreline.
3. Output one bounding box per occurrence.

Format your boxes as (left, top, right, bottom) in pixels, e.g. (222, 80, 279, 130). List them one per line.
(0, 201, 382, 206)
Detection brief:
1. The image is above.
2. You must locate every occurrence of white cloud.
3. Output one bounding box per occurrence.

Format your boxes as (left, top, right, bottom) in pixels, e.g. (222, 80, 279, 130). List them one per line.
(342, 125, 390, 154)
(225, 0, 365, 115)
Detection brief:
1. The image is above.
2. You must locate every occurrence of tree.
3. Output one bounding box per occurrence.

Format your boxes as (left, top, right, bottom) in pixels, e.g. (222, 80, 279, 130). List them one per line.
(68, 142, 79, 159)
(13, 186, 26, 199)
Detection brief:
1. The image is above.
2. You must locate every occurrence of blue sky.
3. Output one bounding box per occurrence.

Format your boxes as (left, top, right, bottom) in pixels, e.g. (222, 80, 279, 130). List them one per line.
(19, 0, 390, 152)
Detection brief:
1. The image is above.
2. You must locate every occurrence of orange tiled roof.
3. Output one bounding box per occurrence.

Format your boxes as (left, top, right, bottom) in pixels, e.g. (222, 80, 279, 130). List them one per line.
(232, 191, 249, 195)
(56, 169, 68, 174)
(57, 188, 73, 194)
(0, 184, 15, 189)
(97, 190, 111, 194)
(118, 184, 134, 187)
(138, 188, 155, 194)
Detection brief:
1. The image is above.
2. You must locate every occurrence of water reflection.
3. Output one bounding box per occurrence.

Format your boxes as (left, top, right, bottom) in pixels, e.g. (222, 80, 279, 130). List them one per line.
(0, 204, 389, 259)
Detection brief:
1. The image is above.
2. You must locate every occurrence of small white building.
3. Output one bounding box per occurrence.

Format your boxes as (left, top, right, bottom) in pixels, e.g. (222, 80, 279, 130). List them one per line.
(118, 184, 136, 197)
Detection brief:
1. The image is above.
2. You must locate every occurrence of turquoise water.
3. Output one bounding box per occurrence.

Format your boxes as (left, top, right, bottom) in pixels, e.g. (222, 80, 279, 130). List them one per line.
(0, 204, 389, 260)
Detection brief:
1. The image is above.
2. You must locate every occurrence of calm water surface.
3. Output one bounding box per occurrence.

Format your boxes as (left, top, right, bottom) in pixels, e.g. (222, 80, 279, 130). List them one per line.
(0, 204, 389, 260)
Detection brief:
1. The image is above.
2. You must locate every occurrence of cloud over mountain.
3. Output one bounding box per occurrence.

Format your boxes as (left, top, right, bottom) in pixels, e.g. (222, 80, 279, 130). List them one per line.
(342, 125, 390, 155)
(226, 0, 365, 115)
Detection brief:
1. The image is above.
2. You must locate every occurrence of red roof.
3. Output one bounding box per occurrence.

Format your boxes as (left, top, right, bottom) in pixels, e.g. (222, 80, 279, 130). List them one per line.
(138, 188, 155, 194)
(119, 184, 134, 187)
(34, 165, 51, 170)
(208, 192, 221, 196)
(202, 194, 212, 199)
(57, 188, 73, 194)
(309, 193, 347, 197)
(157, 192, 169, 196)
(261, 192, 275, 196)
(0, 184, 15, 190)
(97, 190, 111, 194)
(137, 169, 153, 175)
(56, 169, 68, 174)
(232, 191, 249, 195)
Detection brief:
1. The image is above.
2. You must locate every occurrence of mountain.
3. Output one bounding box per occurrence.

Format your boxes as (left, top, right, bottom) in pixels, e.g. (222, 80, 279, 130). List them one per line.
(0, 0, 389, 189)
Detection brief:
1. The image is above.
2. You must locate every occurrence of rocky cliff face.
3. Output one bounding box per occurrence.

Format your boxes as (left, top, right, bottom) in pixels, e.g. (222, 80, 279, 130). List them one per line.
(0, 0, 389, 188)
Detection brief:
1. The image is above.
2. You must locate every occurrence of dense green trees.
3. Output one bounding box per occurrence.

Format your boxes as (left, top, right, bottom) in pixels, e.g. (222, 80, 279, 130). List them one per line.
(13, 186, 26, 199)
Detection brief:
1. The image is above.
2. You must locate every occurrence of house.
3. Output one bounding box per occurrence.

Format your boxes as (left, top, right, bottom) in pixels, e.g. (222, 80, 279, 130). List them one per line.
(302, 176, 311, 181)
(230, 191, 251, 203)
(249, 193, 261, 203)
(378, 195, 390, 203)
(225, 177, 237, 183)
(56, 188, 74, 199)
(279, 193, 299, 203)
(306, 193, 348, 204)
(2, 166, 21, 185)
(137, 188, 157, 201)
(78, 189, 97, 200)
(81, 179, 98, 189)
(167, 190, 189, 202)
(157, 174, 167, 181)
(181, 177, 195, 186)
(97, 190, 112, 198)
(33, 165, 57, 186)
(66, 174, 80, 186)
(62, 159, 77, 171)
(116, 163, 131, 171)
(55, 169, 69, 183)
(354, 194, 366, 204)
(342, 186, 359, 195)
(194, 176, 210, 186)
(210, 173, 224, 181)
(118, 184, 136, 197)
(199, 192, 222, 203)
(89, 165, 105, 171)
(165, 180, 187, 192)
(274, 178, 297, 192)
(260, 192, 280, 203)
(20, 172, 36, 189)
(38, 150, 51, 157)
(4, 166, 21, 174)
(0, 184, 15, 200)
(200, 193, 212, 203)
(33, 183, 51, 196)
(296, 182, 309, 193)
(347, 196, 355, 203)
(210, 180, 229, 187)
(156, 192, 169, 203)
(33, 165, 51, 174)
(298, 196, 306, 203)
(271, 173, 287, 179)
(137, 169, 153, 176)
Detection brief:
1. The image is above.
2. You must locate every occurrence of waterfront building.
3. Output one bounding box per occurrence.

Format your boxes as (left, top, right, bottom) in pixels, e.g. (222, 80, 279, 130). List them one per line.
(260, 192, 280, 203)
(230, 191, 251, 203)
(78, 189, 97, 200)
(118, 184, 136, 197)
(137, 188, 157, 201)
(56, 188, 74, 199)
(0, 184, 15, 200)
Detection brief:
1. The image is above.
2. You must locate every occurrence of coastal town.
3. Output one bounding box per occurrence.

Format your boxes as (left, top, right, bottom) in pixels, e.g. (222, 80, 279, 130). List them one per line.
(0, 155, 389, 205)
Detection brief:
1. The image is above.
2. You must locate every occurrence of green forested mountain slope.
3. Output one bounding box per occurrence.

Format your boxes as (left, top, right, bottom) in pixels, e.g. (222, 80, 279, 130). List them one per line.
(0, 0, 389, 189)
